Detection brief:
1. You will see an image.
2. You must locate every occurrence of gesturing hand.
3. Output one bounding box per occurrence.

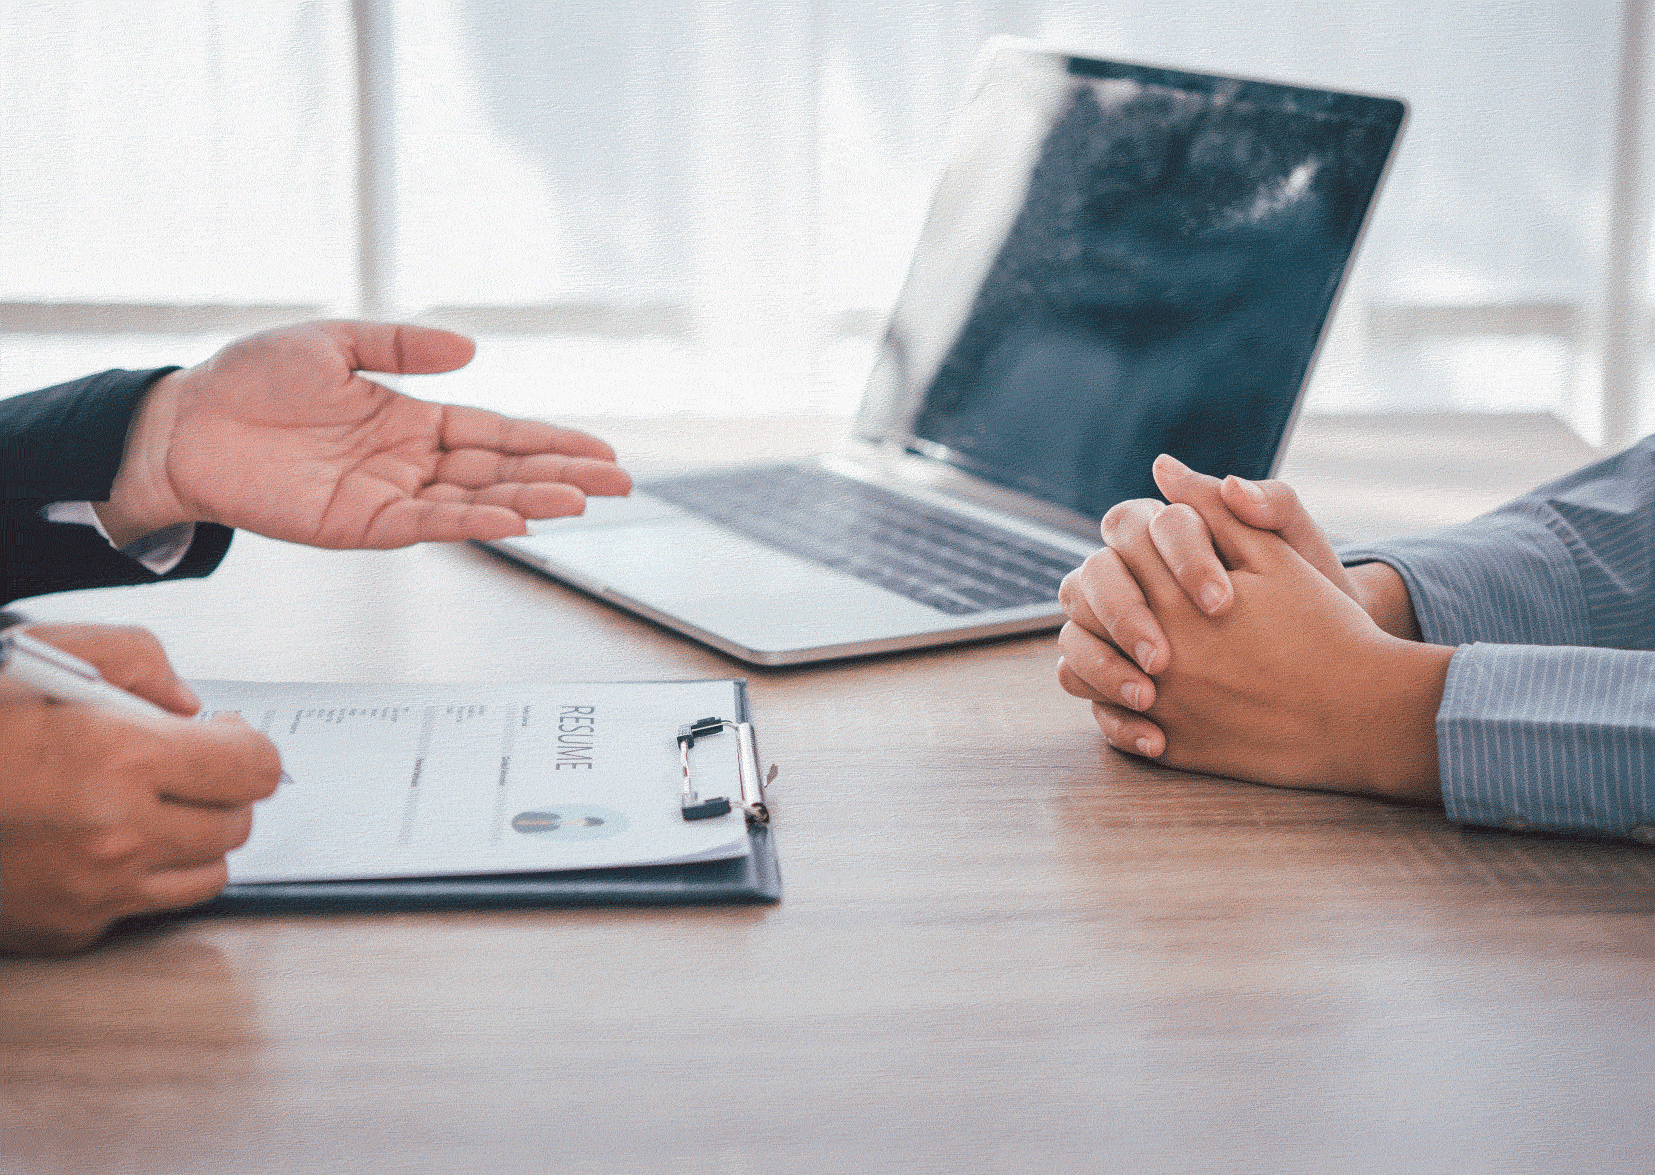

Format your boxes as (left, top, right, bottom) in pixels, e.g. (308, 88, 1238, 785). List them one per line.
(96, 320, 633, 549)
(1056, 479, 1452, 803)
(0, 624, 282, 955)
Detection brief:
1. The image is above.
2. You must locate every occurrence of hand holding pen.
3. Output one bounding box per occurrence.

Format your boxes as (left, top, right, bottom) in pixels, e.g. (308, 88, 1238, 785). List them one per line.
(0, 613, 197, 716)
(0, 615, 281, 955)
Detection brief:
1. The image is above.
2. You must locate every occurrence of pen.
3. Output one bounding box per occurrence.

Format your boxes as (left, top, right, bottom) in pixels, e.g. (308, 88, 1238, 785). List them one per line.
(0, 613, 172, 719)
(0, 612, 295, 789)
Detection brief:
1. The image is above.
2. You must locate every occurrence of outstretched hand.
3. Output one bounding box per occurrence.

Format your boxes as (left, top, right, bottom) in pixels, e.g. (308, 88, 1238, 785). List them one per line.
(97, 320, 632, 549)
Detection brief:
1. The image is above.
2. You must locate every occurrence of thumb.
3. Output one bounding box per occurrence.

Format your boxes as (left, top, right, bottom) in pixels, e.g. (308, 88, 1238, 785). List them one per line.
(19, 624, 200, 716)
(1219, 475, 1354, 594)
(317, 320, 476, 376)
(1149, 454, 1277, 571)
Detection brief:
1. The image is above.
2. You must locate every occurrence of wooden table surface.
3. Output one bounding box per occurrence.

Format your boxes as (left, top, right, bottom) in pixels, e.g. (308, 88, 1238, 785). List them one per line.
(4, 415, 1651, 1175)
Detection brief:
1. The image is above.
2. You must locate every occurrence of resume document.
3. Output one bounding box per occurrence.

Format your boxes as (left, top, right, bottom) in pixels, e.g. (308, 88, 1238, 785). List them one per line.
(189, 679, 754, 884)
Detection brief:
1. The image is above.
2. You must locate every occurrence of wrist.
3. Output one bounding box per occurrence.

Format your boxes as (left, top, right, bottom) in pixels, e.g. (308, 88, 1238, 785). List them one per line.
(96, 371, 192, 548)
(1346, 560, 1422, 642)
(1340, 636, 1452, 804)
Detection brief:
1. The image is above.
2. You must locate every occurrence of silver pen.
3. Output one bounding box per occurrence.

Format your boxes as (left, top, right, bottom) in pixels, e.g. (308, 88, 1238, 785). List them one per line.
(0, 611, 294, 788)
(0, 611, 171, 718)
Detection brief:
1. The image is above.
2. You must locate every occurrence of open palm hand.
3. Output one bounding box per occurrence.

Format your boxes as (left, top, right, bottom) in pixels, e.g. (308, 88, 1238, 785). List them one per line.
(104, 321, 631, 549)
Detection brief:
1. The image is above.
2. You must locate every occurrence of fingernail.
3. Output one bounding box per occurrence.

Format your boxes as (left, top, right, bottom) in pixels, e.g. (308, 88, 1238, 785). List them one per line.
(1121, 682, 1142, 710)
(1231, 475, 1265, 503)
(1157, 453, 1188, 471)
(1135, 737, 1155, 756)
(1133, 641, 1158, 673)
(1199, 583, 1226, 613)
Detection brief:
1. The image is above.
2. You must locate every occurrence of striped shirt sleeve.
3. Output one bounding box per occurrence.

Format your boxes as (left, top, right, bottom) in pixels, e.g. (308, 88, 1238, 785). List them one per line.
(1438, 643, 1654, 840)
(1338, 434, 1655, 842)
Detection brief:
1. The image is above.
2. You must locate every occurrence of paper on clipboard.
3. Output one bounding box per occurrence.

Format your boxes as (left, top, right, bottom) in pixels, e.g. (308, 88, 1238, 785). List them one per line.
(190, 679, 754, 884)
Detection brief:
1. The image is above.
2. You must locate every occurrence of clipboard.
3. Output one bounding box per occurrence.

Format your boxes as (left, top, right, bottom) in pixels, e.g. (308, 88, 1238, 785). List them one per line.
(185, 680, 782, 916)
(191, 823, 781, 913)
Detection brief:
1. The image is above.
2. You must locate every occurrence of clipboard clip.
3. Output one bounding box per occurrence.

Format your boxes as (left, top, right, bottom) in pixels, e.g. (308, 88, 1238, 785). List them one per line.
(676, 716, 770, 825)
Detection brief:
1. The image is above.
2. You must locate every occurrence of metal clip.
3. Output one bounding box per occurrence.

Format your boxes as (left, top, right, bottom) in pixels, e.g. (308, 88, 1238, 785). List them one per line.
(677, 717, 732, 820)
(676, 716, 770, 825)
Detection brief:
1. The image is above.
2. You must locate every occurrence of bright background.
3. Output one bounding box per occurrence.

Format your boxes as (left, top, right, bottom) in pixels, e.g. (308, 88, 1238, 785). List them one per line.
(3, 0, 1651, 446)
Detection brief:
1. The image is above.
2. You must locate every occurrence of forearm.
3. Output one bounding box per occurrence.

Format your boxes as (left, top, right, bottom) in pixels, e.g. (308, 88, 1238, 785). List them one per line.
(1438, 643, 1655, 841)
(1340, 435, 1654, 651)
(95, 369, 191, 547)
(1, 505, 232, 606)
(1, 368, 235, 603)
(1, 368, 178, 501)
(1340, 513, 1591, 648)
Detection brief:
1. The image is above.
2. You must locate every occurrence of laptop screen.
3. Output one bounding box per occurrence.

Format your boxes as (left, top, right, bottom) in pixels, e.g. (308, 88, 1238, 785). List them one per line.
(856, 47, 1406, 520)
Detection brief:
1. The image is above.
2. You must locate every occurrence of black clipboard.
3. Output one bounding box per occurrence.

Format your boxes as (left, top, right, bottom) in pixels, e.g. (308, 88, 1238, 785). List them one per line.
(186, 680, 780, 916)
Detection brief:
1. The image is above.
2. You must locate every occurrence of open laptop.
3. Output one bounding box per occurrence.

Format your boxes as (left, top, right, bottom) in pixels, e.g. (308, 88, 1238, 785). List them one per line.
(483, 40, 1407, 666)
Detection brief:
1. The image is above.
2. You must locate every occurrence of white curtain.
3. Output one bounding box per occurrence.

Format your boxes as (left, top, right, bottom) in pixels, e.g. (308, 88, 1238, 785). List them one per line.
(4, 0, 1650, 442)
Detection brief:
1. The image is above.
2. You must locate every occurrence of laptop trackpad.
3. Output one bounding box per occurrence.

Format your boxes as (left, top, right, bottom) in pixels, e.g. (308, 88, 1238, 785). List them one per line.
(510, 517, 953, 650)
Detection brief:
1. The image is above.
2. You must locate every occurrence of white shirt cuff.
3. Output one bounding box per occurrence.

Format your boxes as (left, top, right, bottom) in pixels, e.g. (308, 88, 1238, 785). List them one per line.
(41, 501, 196, 575)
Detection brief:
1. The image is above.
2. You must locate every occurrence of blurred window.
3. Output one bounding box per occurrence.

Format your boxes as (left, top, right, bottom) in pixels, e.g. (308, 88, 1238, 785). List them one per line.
(3, 1, 1650, 443)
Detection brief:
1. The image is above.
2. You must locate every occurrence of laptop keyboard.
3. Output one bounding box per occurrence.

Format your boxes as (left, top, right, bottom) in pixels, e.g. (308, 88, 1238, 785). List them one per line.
(644, 464, 1088, 615)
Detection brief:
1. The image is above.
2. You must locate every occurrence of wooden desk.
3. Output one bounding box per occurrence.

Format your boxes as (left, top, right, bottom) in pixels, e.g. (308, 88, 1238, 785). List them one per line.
(4, 416, 1651, 1174)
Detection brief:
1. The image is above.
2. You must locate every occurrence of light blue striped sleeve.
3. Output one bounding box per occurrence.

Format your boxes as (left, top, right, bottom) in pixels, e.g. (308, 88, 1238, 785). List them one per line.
(1337, 435, 1655, 842)
(1339, 434, 1654, 652)
(1437, 643, 1654, 840)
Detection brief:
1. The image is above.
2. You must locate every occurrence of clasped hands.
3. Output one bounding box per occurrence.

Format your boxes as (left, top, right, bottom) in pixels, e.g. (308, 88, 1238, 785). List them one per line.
(1056, 454, 1452, 804)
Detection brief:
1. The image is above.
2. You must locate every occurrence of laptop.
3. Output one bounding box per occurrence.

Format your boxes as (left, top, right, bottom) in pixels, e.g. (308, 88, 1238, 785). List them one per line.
(483, 40, 1407, 666)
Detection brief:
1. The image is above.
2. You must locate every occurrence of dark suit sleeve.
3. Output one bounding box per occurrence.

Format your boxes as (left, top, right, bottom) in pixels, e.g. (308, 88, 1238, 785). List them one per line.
(1, 368, 233, 607)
